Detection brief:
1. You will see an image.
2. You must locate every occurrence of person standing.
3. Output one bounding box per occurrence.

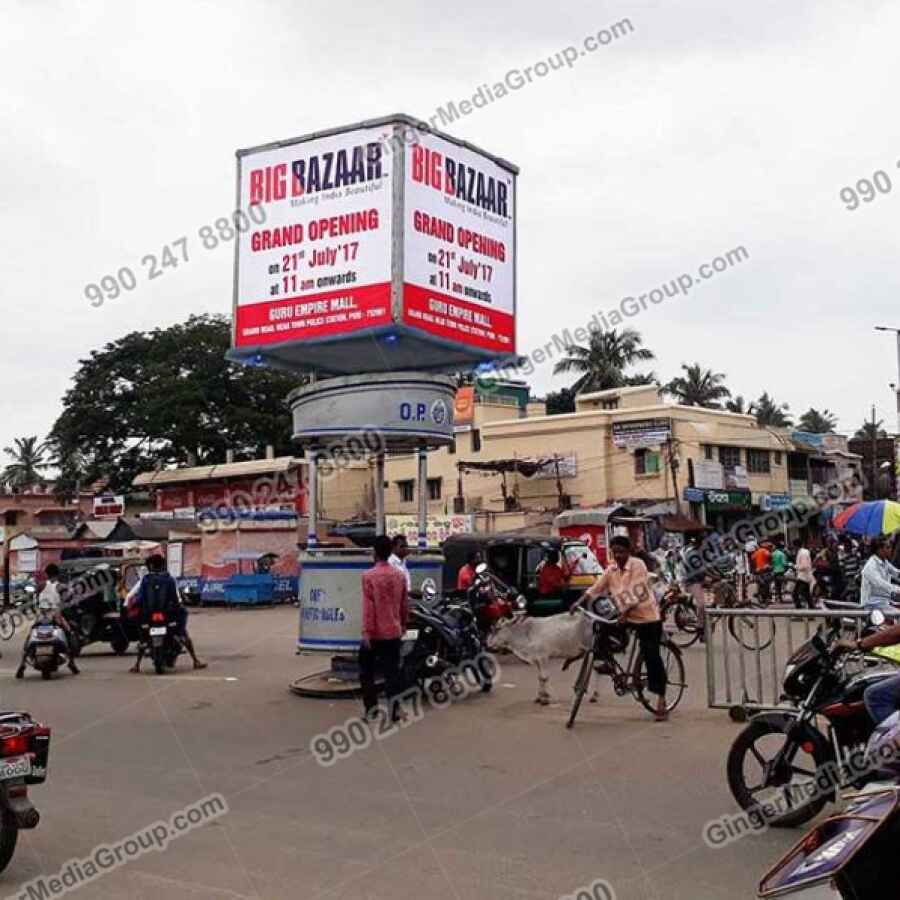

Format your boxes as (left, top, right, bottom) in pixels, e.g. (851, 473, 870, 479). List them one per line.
(457, 550, 483, 591)
(751, 542, 773, 602)
(793, 539, 815, 609)
(388, 534, 412, 593)
(771, 542, 788, 603)
(860, 537, 900, 613)
(359, 535, 409, 721)
(572, 535, 669, 721)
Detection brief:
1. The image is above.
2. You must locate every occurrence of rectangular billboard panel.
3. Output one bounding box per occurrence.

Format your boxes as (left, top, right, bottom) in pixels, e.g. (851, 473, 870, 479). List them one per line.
(403, 131, 516, 354)
(234, 124, 394, 347)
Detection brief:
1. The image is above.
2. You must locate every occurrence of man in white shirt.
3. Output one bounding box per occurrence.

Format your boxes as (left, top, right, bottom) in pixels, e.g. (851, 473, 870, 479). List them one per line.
(16, 563, 79, 677)
(793, 539, 815, 609)
(388, 535, 412, 592)
(861, 538, 900, 612)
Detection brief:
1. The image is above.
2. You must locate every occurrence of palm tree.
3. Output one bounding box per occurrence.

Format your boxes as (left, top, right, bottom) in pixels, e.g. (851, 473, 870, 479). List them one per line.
(750, 393, 793, 428)
(797, 408, 838, 434)
(663, 364, 731, 408)
(1, 436, 50, 492)
(552, 328, 655, 394)
(725, 395, 748, 414)
(855, 419, 887, 440)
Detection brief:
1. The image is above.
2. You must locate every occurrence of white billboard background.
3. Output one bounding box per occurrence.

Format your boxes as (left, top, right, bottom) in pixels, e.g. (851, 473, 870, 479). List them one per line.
(235, 125, 394, 346)
(403, 131, 516, 353)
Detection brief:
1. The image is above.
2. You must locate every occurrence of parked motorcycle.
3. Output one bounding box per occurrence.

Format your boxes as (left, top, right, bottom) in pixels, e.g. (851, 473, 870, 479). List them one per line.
(401, 586, 493, 693)
(0, 712, 51, 873)
(727, 610, 896, 827)
(759, 785, 900, 898)
(21, 598, 78, 681)
(140, 609, 185, 675)
(459, 563, 525, 641)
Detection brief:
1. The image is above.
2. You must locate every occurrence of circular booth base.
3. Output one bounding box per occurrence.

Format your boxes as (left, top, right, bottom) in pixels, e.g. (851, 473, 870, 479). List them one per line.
(290, 654, 365, 699)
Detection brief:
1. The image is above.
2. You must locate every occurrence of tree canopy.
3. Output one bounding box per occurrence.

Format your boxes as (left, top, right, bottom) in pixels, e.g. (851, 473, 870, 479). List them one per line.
(664, 363, 731, 408)
(750, 392, 793, 428)
(552, 328, 655, 394)
(49, 315, 303, 495)
(797, 408, 838, 434)
(1, 436, 50, 492)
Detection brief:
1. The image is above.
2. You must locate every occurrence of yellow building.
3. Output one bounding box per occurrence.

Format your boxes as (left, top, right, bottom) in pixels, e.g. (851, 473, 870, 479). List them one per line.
(354, 383, 798, 531)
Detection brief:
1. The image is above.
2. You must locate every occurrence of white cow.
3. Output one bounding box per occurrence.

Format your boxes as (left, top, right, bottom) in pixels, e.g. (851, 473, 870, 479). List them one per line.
(487, 612, 595, 705)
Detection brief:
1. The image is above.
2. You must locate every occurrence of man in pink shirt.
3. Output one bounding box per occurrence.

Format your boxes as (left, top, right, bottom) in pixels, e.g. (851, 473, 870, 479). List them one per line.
(359, 535, 409, 720)
(571, 535, 669, 721)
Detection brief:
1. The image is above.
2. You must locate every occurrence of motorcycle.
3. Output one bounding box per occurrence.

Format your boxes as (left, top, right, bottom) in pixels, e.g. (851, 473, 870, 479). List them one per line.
(401, 585, 493, 694)
(21, 596, 77, 681)
(759, 785, 900, 898)
(0, 712, 51, 873)
(459, 563, 525, 641)
(140, 609, 185, 675)
(727, 610, 897, 828)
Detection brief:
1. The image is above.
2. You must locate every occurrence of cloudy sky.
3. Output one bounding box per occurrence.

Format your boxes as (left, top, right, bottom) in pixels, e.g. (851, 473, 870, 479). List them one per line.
(3, 0, 900, 460)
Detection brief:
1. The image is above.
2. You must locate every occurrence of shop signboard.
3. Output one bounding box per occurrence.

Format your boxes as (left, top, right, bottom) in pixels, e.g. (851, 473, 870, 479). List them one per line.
(611, 418, 671, 450)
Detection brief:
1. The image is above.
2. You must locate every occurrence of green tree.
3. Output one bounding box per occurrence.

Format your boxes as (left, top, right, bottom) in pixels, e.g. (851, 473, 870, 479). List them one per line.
(552, 328, 655, 394)
(1, 436, 50, 492)
(544, 388, 576, 415)
(751, 392, 793, 428)
(49, 315, 304, 494)
(725, 395, 748, 414)
(797, 408, 838, 434)
(854, 419, 888, 440)
(663, 364, 731, 408)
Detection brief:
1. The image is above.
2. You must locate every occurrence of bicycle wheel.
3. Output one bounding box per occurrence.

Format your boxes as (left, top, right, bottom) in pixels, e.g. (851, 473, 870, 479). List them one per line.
(713, 580, 738, 608)
(728, 607, 773, 651)
(0, 614, 13, 641)
(566, 649, 594, 729)
(663, 600, 700, 648)
(634, 639, 686, 714)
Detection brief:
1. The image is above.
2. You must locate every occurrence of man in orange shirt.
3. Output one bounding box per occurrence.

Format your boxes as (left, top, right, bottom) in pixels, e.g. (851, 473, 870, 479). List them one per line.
(572, 535, 668, 721)
(751, 542, 773, 602)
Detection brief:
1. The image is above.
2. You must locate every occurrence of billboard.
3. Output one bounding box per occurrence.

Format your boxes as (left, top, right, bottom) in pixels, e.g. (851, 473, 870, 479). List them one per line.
(234, 124, 394, 348)
(385, 514, 473, 548)
(93, 494, 125, 519)
(403, 132, 515, 355)
(231, 115, 518, 374)
(612, 419, 672, 450)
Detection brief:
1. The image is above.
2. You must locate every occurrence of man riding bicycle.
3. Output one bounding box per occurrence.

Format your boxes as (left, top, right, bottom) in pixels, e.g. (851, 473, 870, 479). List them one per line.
(570, 535, 669, 721)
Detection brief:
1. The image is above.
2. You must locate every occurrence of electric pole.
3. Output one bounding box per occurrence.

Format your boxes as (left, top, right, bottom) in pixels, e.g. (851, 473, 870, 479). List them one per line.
(871, 404, 879, 500)
(667, 437, 681, 515)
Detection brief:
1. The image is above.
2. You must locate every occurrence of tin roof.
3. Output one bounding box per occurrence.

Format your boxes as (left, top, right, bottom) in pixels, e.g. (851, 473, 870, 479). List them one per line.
(133, 457, 304, 487)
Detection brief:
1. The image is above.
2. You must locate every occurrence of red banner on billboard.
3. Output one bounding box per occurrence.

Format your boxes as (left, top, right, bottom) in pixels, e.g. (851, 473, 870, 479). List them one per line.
(402, 284, 514, 353)
(235, 282, 392, 346)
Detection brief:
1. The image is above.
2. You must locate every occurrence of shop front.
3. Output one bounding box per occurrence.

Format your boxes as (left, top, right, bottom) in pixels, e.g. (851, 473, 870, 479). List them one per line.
(684, 487, 753, 532)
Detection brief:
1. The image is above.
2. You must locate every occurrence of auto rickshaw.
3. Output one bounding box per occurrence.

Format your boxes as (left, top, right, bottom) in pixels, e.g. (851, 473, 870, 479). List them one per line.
(441, 533, 603, 616)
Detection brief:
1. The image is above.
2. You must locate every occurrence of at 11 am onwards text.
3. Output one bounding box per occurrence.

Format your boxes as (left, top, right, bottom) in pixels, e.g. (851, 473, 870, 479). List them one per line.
(84, 205, 267, 308)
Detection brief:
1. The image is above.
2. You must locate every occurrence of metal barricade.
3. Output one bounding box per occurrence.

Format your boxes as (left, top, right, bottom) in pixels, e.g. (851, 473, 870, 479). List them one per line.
(704, 608, 876, 715)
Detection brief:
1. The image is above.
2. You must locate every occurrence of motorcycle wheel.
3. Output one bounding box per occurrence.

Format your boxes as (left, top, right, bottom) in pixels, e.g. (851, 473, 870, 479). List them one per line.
(0, 807, 19, 874)
(727, 717, 831, 828)
(110, 635, 129, 655)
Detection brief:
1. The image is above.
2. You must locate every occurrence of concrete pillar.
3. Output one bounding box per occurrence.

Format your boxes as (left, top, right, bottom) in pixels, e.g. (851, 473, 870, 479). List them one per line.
(307, 450, 318, 548)
(374, 453, 386, 537)
(417, 445, 428, 549)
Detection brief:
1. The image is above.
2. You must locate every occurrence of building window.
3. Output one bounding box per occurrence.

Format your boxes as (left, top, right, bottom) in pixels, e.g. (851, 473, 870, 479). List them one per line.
(718, 446, 742, 471)
(703, 444, 713, 460)
(397, 480, 414, 503)
(427, 478, 442, 500)
(600, 399, 619, 410)
(635, 449, 662, 475)
(747, 449, 771, 474)
(472, 429, 481, 452)
(773, 451, 782, 466)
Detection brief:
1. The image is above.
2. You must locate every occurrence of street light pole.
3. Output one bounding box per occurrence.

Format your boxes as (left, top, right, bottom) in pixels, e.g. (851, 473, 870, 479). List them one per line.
(874, 326, 900, 434)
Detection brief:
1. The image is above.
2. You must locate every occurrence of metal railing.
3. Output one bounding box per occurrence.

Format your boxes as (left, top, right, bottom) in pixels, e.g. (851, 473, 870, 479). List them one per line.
(704, 607, 877, 714)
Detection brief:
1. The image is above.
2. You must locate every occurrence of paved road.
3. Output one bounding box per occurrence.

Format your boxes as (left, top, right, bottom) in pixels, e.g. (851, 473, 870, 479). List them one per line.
(0, 607, 806, 899)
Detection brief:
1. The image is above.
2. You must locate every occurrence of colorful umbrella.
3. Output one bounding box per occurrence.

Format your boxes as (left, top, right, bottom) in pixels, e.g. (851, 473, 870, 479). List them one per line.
(832, 500, 900, 536)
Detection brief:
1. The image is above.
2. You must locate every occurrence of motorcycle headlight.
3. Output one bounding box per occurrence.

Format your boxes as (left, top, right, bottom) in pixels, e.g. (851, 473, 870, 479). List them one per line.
(783, 663, 797, 681)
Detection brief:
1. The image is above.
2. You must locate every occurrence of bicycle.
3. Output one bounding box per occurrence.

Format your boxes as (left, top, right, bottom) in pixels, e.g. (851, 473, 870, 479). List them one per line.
(566, 607, 687, 729)
(659, 577, 772, 651)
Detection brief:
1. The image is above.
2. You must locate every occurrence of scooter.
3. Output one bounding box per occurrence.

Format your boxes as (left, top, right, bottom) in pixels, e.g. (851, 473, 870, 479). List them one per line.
(20, 594, 78, 681)
(139, 610, 185, 675)
(0, 712, 51, 873)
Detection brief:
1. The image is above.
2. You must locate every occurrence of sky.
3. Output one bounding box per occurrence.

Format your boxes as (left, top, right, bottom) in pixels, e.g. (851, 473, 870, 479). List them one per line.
(2, 0, 900, 462)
